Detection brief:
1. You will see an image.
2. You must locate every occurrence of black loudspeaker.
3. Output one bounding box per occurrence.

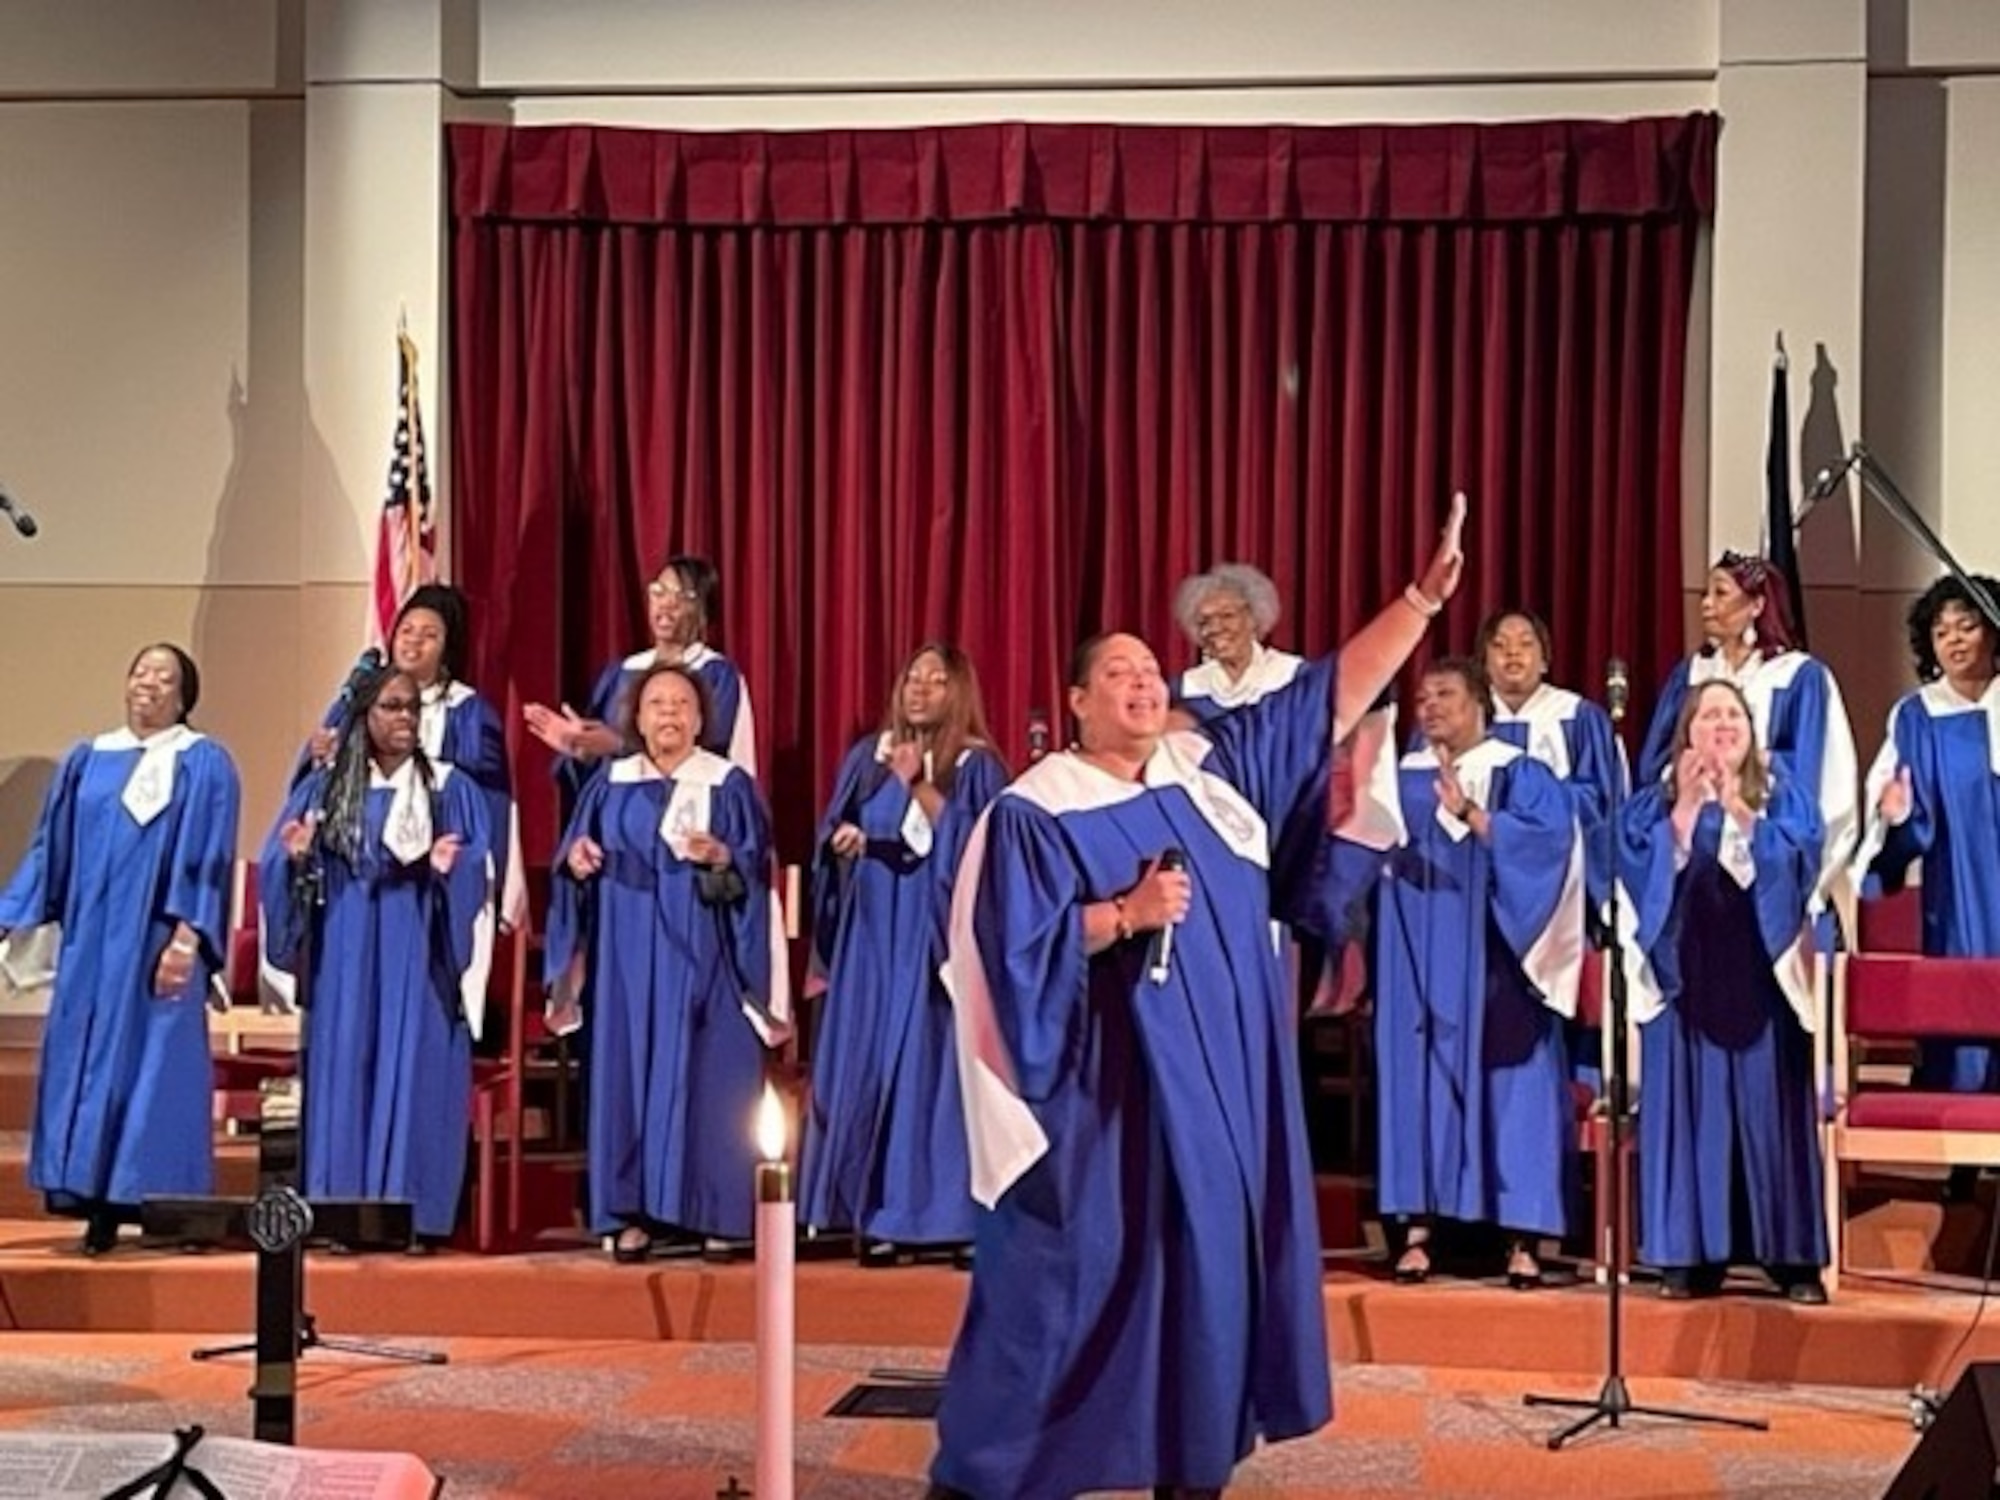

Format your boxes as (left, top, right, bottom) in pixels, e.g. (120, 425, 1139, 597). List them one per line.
(1887, 1363, 2000, 1500)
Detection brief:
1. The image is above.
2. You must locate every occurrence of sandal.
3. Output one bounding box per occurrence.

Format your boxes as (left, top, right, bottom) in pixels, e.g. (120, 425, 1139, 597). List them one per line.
(1393, 1229, 1432, 1284)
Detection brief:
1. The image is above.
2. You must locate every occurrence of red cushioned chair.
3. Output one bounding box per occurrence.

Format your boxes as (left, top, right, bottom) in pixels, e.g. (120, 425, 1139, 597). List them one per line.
(1829, 886, 2000, 1290)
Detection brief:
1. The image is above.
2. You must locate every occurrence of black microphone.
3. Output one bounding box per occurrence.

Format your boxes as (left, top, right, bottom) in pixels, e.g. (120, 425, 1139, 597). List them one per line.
(336, 647, 386, 708)
(1027, 707, 1052, 763)
(1146, 848, 1188, 985)
(1605, 657, 1629, 725)
(0, 489, 38, 539)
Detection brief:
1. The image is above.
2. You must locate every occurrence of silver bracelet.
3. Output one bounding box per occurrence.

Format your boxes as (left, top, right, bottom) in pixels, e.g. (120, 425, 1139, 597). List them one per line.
(1403, 582, 1443, 618)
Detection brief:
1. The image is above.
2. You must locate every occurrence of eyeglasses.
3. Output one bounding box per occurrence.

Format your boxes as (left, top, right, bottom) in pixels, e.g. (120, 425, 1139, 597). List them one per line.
(1194, 604, 1250, 631)
(373, 698, 421, 717)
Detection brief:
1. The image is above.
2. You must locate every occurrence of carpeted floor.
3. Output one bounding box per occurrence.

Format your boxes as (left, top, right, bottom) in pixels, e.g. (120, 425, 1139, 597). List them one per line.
(0, 1333, 1918, 1498)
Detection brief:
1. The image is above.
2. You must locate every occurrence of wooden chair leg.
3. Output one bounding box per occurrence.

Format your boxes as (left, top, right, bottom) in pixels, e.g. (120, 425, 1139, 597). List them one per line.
(475, 1094, 495, 1252)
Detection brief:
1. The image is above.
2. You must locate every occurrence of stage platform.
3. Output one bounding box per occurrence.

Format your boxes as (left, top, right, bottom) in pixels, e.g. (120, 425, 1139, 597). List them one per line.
(4, 1022, 1999, 1409)
(3, 1212, 1997, 1397)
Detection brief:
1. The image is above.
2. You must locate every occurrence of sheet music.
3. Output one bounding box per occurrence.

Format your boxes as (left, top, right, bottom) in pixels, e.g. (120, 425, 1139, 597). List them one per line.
(0, 1431, 439, 1500)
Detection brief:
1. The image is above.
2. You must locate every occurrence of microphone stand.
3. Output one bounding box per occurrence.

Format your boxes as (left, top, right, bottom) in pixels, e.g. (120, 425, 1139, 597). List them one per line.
(1840, 439, 2000, 1427)
(1845, 442, 2000, 632)
(1522, 666, 1768, 1448)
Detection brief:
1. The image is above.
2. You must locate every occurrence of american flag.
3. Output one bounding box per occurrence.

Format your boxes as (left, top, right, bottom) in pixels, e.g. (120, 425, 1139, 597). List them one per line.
(370, 329, 438, 644)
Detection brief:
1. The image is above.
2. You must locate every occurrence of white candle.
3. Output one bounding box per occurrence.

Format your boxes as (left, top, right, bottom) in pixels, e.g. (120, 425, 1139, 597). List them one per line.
(753, 1083, 794, 1500)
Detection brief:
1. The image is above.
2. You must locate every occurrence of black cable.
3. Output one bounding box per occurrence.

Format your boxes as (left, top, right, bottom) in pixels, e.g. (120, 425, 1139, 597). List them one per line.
(1911, 1165, 2000, 1430)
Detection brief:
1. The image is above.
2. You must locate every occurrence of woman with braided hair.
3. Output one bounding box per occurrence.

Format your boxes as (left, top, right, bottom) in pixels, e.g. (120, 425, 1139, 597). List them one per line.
(260, 664, 492, 1249)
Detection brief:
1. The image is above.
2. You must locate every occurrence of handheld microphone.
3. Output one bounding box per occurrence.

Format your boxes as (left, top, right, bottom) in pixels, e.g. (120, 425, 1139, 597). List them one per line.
(1146, 848, 1188, 985)
(1027, 707, 1052, 763)
(336, 647, 386, 708)
(1605, 657, 1629, 725)
(0, 489, 38, 539)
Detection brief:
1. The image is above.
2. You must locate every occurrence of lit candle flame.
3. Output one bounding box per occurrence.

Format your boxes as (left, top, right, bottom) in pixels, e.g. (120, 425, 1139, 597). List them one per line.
(755, 1081, 787, 1163)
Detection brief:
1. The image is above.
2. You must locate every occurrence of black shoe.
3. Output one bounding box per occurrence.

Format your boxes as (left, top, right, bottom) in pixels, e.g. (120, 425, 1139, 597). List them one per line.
(1507, 1266, 1545, 1292)
(1392, 1246, 1431, 1285)
(702, 1237, 747, 1264)
(1772, 1265, 1828, 1304)
(860, 1239, 911, 1270)
(950, 1243, 975, 1272)
(79, 1213, 119, 1257)
(404, 1238, 438, 1258)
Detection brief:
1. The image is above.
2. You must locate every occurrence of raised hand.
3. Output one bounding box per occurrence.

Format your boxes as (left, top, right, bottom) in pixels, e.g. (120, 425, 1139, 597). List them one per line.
(886, 737, 924, 786)
(279, 817, 315, 859)
(1416, 490, 1469, 606)
(1878, 764, 1914, 826)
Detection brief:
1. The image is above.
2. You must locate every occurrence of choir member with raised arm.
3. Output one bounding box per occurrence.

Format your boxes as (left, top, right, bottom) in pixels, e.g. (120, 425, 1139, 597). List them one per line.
(802, 644, 1007, 1267)
(1375, 658, 1582, 1291)
(927, 498, 1466, 1500)
(1170, 563, 1305, 724)
(1622, 679, 1828, 1303)
(1858, 575, 2000, 1100)
(261, 664, 491, 1251)
(543, 663, 782, 1263)
(1637, 551, 1857, 926)
(0, 645, 238, 1256)
(523, 554, 757, 790)
(304, 585, 518, 929)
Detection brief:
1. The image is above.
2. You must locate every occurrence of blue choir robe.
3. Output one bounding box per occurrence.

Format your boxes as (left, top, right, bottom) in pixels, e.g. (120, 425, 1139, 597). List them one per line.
(544, 749, 778, 1240)
(1173, 644, 1305, 725)
(1621, 781, 1828, 1271)
(1373, 741, 1582, 1238)
(800, 737, 1006, 1243)
(289, 680, 520, 1032)
(1638, 650, 1858, 919)
(260, 760, 490, 1238)
(0, 727, 239, 1214)
(1858, 681, 2000, 1090)
(936, 658, 1338, 1500)
(1491, 684, 1626, 1088)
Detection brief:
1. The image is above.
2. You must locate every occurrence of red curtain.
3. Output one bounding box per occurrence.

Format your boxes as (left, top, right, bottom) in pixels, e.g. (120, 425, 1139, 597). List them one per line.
(448, 117, 1717, 861)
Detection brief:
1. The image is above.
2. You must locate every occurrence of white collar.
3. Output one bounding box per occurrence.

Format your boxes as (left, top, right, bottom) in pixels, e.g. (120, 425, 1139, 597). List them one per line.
(1919, 677, 2000, 717)
(621, 642, 720, 673)
(1400, 737, 1523, 775)
(1492, 682, 1579, 725)
(608, 747, 735, 787)
(1005, 733, 1268, 867)
(94, 723, 200, 754)
(1180, 644, 1302, 708)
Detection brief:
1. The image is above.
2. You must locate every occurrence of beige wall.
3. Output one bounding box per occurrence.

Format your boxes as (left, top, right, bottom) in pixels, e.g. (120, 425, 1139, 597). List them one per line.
(2, 0, 1998, 861)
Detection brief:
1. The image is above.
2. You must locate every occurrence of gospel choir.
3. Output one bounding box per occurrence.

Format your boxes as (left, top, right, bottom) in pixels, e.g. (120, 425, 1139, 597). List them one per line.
(7, 509, 2000, 1496)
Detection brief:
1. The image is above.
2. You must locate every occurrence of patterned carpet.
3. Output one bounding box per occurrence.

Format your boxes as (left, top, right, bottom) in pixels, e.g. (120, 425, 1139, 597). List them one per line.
(0, 1333, 1919, 1498)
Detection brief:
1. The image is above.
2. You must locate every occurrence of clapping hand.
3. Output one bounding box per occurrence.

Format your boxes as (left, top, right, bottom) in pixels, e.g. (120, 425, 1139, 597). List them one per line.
(1878, 765, 1914, 826)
